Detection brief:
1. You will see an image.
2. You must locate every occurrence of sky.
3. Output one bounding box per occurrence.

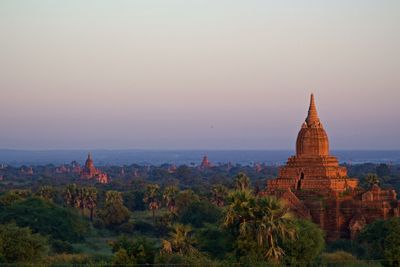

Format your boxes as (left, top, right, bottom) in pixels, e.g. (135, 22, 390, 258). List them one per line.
(0, 0, 399, 150)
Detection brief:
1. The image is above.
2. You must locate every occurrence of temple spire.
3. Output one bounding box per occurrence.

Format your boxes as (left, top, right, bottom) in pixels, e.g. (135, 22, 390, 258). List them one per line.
(306, 93, 320, 126)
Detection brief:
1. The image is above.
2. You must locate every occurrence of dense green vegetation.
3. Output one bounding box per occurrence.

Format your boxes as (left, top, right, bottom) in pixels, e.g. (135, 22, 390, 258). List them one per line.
(0, 223, 47, 263)
(0, 197, 88, 242)
(0, 162, 398, 265)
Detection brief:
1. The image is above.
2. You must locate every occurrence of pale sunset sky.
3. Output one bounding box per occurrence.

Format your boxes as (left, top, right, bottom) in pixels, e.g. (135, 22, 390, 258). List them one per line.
(0, 1, 399, 150)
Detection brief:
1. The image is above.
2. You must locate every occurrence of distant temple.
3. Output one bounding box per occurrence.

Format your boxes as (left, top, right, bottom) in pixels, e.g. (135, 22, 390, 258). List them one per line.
(255, 163, 263, 173)
(80, 153, 109, 184)
(200, 155, 212, 169)
(55, 165, 70, 174)
(71, 161, 82, 174)
(266, 94, 400, 240)
(132, 168, 139, 177)
(168, 164, 177, 173)
(21, 166, 34, 175)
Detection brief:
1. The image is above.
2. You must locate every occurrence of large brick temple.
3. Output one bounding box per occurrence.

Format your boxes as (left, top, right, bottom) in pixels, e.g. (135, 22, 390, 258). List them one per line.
(80, 153, 109, 184)
(266, 94, 400, 239)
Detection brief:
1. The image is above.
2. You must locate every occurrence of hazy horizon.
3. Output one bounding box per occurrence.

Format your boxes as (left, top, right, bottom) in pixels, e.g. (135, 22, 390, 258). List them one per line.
(1, 1, 399, 150)
(1, 149, 400, 166)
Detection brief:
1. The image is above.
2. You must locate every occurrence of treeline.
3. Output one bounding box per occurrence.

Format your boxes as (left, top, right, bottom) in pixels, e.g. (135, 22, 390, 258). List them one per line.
(346, 163, 400, 192)
(0, 162, 278, 191)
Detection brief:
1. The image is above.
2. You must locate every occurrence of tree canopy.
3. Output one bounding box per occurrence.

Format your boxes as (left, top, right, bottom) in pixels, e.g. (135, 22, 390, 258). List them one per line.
(0, 223, 47, 263)
(0, 197, 88, 242)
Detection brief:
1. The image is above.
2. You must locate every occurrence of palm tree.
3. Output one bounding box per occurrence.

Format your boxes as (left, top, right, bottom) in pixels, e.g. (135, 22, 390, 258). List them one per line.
(254, 196, 296, 261)
(212, 184, 228, 207)
(64, 184, 78, 208)
(37, 185, 55, 202)
(168, 223, 196, 254)
(224, 190, 296, 263)
(366, 173, 380, 189)
(64, 184, 86, 215)
(84, 187, 97, 221)
(163, 186, 178, 214)
(161, 240, 173, 254)
(235, 172, 251, 191)
(144, 184, 160, 221)
(101, 191, 130, 226)
(106, 190, 124, 205)
(75, 187, 86, 216)
(224, 189, 255, 236)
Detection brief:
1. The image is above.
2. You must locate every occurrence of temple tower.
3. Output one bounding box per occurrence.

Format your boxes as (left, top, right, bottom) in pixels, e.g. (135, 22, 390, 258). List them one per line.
(267, 94, 358, 194)
(83, 153, 97, 175)
(265, 93, 400, 240)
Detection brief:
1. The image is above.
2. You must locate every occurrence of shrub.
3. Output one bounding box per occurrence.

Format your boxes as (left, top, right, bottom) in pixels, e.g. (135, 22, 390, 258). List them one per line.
(320, 251, 360, 266)
(110, 236, 157, 265)
(357, 217, 400, 264)
(50, 239, 74, 254)
(99, 191, 130, 227)
(43, 254, 91, 265)
(282, 219, 325, 266)
(155, 251, 220, 266)
(116, 221, 136, 234)
(196, 224, 235, 259)
(327, 239, 365, 258)
(112, 248, 133, 265)
(133, 220, 155, 234)
(179, 200, 222, 227)
(0, 192, 22, 206)
(43, 253, 112, 265)
(0, 223, 48, 263)
(0, 197, 88, 242)
(175, 190, 200, 213)
(123, 190, 146, 211)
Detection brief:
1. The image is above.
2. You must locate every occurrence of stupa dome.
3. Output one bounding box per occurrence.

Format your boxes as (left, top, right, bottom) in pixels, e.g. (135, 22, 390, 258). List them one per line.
(296, 94, 329, 156)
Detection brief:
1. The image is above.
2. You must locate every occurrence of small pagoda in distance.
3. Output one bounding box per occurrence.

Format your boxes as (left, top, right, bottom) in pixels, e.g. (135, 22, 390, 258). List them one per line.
(80, 153, 109, 184)
(266, 94, 400, 240)
(200, 155, 212, 170)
